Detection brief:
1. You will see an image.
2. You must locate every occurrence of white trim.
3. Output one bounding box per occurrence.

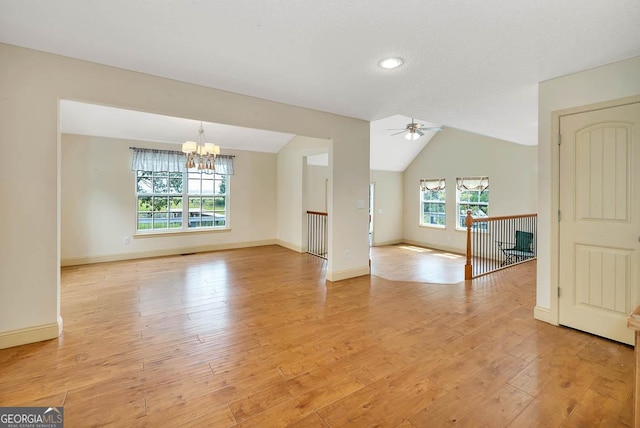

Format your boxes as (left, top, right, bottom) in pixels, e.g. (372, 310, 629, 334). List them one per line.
(61, 240, 277, 266)
(402, 239, 465, 257)
(371, 239, 404, 247)
(275, 240, 305, 253)
(326, 266, 370, 282)
(0, 322, 60, 350)
(134, 227, 231, 238)
(534, 305, 552, 324)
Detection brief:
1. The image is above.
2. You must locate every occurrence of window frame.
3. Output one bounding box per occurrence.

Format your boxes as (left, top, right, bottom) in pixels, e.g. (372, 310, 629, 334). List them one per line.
(419, 181, 446, 228)
(135, 170, 230, 234)
(455, 177, 489, 232)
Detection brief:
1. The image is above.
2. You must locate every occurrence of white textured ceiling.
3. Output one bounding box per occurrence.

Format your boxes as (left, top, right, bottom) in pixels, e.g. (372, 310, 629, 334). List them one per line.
(60, 100, 431, 170)
(2, 0, 640, 160)
(60, 100, 295, 153)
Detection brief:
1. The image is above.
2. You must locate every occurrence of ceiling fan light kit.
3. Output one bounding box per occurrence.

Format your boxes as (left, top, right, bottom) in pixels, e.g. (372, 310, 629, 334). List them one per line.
(389, 118, 443, 140)
(405, 129, 424, 140)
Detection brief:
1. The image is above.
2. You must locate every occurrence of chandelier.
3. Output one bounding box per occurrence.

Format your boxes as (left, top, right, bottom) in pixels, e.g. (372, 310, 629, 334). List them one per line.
(181, 122, 221, 172)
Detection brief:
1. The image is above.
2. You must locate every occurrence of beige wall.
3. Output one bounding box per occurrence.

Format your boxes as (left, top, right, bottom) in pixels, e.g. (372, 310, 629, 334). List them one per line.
(403, 127, 538, 254)
(370, 170, 403, 246)
(306, 165, 328, 213)
(61, 134, 277, 264)
(276, 136, 330, 252)
(537, 55, 640, 322)
(0, 43, 370, 347)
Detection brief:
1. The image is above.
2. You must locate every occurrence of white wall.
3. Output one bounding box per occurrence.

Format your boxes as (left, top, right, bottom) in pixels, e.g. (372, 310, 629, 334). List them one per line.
(306, 164, 328, 213)
(61, 134, 277, 264)
(537, 55, 640, 322)
(370, 170, 403, 246)
(403, 127, 538, 254)
(276, 136, 329, 252)
(0, 43, 370, 348)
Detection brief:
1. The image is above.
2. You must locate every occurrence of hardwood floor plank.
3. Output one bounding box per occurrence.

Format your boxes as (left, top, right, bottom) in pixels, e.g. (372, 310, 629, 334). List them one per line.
(317, 362, 446, 426)
(507, 395, 580, 428)
(561, 388, 633, 428)
(234, 375, 365, 427)
(453, 383, 533, 427)
(139, 394, 236, 428)
(0, 245, 633, 426)
(408, 353, 530, 426)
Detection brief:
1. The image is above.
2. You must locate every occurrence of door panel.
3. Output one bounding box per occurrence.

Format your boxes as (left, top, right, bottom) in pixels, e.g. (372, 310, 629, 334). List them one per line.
(559, 102, 640, 345)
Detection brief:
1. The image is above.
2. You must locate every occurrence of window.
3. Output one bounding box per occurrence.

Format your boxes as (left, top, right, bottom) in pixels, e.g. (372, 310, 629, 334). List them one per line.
(420, 178, 446, 227)
(187, 172, 227, 228)
(456, 177, 489, 230)
(136, 170, 228, 232)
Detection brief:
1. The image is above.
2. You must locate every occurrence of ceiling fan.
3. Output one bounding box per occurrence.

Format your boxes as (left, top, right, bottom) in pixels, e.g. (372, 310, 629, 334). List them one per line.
(389, 118, 443, 140)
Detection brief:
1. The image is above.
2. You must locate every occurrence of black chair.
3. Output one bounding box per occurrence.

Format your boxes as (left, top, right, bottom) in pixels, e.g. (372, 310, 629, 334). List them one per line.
(498, 231, 534, 266)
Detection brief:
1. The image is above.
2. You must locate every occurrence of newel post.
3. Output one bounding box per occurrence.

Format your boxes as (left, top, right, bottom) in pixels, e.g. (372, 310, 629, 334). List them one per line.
(464, 210, 473, 280)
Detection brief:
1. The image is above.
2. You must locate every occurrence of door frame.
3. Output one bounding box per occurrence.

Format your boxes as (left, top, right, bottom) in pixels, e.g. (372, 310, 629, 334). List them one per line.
(369, 182, 375, 247)
(550, 94, 640, 326)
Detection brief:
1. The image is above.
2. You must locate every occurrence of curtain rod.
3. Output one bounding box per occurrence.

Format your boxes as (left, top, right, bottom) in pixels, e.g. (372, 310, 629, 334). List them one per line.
(129, 147, 235, 158)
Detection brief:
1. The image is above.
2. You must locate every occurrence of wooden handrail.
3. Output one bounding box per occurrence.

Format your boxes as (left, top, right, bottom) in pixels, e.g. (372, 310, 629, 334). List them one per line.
(628, 306, 640, 428)
(470, 213, 537, 223)
(306, 210, 328, 216)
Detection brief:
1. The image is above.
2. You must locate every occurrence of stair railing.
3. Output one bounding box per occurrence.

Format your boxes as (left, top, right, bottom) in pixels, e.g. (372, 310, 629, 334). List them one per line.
(307, 211, 328, 259)
(465, 211, 537, 280)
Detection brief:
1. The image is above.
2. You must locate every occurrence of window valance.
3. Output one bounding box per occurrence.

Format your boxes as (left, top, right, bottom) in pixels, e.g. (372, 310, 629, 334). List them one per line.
(456, 176, 489, 191)
(420, 178, 446, 191)
(130, 147, 234, 175)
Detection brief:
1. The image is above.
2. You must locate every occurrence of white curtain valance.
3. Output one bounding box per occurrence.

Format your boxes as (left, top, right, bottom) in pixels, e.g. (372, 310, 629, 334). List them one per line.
(213, 156, 234, 175)
(420, 178, 446, 191)
(456, 176, 489, 191)
(131, 148, 184, 173)
(130, 148, 234, 175)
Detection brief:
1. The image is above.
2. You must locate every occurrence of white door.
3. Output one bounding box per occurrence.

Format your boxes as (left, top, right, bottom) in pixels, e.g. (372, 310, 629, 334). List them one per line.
(558, 102, 640, 345)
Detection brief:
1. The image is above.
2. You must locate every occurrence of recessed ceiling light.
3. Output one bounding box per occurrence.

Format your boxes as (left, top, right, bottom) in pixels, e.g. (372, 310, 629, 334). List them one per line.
(378, 57, 404, 70)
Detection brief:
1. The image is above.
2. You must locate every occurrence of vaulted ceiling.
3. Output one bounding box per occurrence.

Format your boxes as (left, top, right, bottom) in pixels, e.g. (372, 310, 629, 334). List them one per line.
(2, 1, 639, 170)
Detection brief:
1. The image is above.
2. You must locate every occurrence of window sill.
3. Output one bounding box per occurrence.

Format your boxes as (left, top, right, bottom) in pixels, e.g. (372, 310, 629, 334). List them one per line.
(134, 228, 231, 238)
(419, 224, 445, 229)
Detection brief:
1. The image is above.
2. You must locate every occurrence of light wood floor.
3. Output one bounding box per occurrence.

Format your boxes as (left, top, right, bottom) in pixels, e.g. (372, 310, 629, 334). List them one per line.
(0, 245, 634, 427)
(370, 244, 466, 284)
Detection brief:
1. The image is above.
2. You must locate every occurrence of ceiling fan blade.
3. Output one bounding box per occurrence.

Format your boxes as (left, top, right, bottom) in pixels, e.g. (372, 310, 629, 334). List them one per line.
(390, 130, 406, 136)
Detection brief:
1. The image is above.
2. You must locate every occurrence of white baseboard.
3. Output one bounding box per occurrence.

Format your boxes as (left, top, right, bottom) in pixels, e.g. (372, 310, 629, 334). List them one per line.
(275, 240, 305, 253)
(401, 240, 465, 256)
(372, 239, 403, 247)
(61, 239, 278, 266)
(326, 266, 370, 282)
(533, 305, 551, 323)
(0, 322, 60, 350)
